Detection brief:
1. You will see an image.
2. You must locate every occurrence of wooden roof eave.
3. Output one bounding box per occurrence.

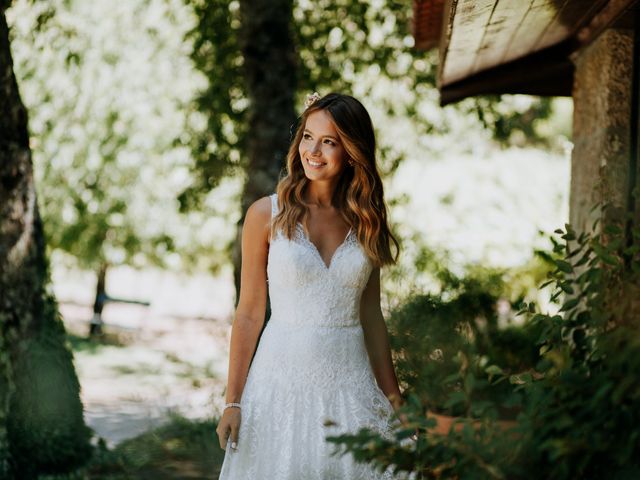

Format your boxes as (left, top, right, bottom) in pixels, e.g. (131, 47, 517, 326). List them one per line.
(438, 39, 576, 106)
(414, 0, 640, 105)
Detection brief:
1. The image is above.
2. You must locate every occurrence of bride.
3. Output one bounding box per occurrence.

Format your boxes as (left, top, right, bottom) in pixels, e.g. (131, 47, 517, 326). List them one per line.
(217, 92, 410, 479)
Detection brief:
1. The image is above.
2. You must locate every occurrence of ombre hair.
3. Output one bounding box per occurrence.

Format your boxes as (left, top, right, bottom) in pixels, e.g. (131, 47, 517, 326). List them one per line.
(272, 92, 399, 267)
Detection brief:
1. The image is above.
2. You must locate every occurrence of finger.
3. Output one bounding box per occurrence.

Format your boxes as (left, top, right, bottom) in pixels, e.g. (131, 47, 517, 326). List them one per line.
(217, 425, 229, 450)
(230, 424, 240, 450)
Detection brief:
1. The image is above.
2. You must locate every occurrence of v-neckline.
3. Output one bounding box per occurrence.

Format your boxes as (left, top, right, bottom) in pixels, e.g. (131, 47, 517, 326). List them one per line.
(297, 223, 352, 270)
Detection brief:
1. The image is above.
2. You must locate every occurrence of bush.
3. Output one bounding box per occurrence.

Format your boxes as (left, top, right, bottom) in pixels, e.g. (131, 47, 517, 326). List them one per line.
(328, 211, 640, 479)
(388, 261, 543, 419)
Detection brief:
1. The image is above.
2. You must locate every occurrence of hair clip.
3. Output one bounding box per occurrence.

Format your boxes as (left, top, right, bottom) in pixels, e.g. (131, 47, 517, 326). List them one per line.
(304, 92, 321, 110)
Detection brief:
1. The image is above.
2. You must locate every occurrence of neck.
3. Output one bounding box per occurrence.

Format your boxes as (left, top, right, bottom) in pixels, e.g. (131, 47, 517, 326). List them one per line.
(304, 181, 337, 208)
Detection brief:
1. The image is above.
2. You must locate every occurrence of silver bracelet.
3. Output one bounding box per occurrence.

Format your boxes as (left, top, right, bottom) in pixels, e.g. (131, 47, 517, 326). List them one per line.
(224, 402, 241, 410)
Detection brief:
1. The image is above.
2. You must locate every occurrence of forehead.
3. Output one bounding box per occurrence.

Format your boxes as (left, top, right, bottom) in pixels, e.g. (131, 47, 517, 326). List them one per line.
(304, 109, 338, 136)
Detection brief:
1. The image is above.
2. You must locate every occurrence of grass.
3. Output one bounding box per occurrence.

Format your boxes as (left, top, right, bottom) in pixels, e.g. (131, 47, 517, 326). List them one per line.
(90, 414, 224, 479)
(41, 414, 226, 480)
(67, 332, 130, 354)
(99, 414, 224, 479)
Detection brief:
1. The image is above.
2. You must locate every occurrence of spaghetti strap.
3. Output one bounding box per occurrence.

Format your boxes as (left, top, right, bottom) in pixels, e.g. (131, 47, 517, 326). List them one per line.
(268, 193, 278, 243)
(269, 193, 278, 220)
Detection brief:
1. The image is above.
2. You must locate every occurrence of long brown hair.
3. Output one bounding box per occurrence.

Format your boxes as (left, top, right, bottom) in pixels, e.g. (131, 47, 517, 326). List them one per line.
(272, 92, 399, 267)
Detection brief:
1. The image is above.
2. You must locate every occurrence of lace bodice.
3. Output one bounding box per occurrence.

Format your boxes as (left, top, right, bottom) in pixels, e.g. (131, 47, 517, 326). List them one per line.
(267, 193, 373, 327)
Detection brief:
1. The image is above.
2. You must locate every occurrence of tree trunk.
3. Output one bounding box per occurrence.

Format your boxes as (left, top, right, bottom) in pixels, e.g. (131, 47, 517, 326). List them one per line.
(0, 5, 91, 477)
(233, 0, 297, 312)
(89, 262, 108, 337)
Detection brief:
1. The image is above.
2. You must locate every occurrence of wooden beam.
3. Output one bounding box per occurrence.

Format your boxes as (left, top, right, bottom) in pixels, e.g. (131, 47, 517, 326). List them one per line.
(576, 0, 640, 47)
(439, 40, 574, 105)
(440, 0, 609, 88)
(440, 0, 496, 85)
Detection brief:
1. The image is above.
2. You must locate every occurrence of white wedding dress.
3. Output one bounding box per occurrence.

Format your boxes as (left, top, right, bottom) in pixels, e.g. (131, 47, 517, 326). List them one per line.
(218, 193, 407, 479)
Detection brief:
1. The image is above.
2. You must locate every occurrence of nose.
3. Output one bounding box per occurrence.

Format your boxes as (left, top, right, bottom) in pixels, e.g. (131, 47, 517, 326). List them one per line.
(310, 141, 321, 155)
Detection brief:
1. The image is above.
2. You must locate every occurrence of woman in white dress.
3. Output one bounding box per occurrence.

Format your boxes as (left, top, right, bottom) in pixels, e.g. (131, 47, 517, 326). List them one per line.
(217, 92, 408, 479)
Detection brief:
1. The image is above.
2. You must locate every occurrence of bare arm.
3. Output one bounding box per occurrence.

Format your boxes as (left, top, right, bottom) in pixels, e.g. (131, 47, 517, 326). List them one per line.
(224, 196, 272, 404)
(216, 196, 271, 450)
(360, 267, 404, 411)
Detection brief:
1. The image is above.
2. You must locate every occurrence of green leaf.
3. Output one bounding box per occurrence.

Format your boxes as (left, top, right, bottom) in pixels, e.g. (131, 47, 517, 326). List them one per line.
(555, 260, 573, 273)
(443, 391, 467, 409)
(532, 313, 548, 323)
(485, 365, 504, 376)
(559, 281, 574, 294)
(442, 373, 461, 384)
(574, 251, 591, 267)
(559, 297, 580, 312)
(604, 224, 622, 235)
(601, 254, 620, 266)
(624, 245, 640, 256)
(539, 279, 554, 289)
(550, 290, 563, 302)
(509, 373, 532, 385)
(464, 372, 475, 392)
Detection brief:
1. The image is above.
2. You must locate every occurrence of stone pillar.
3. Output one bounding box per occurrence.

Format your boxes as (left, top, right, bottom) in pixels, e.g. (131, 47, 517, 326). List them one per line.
(570, 27, 639, 325)
(570, 28, 634, 231)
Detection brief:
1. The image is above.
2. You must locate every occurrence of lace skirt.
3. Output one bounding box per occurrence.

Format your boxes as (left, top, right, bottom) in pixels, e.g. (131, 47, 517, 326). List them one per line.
(217, 319, 410, 479)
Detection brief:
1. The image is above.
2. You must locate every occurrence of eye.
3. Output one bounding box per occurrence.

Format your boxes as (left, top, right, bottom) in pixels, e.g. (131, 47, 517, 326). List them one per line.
(302, 133, 312, 140)
(324, 139, 336, 146)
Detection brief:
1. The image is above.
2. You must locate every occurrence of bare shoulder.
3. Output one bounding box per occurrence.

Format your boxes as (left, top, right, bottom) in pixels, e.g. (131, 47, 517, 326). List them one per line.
(243, 195, 273, 241)
(246, 195, 272, 218)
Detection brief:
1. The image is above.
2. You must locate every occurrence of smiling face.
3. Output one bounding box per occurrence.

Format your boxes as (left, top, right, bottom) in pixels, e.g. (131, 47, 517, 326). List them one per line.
(298, 109, 348, 182)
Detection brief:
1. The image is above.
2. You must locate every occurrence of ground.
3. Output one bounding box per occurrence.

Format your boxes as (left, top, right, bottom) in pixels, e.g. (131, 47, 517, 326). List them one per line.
(54, 265, 235, 478)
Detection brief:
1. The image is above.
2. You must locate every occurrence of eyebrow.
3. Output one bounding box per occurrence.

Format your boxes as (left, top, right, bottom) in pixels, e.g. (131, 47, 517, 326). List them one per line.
(303, 129, 339, 141)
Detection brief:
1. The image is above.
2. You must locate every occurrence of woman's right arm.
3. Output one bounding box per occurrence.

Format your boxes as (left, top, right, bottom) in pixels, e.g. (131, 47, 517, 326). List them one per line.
(216, 196, 272, 451)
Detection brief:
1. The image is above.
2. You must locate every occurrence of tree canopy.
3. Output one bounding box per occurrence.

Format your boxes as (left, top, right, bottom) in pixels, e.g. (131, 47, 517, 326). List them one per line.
(182, 0, 565, 209)
(9, 0, 234, 273)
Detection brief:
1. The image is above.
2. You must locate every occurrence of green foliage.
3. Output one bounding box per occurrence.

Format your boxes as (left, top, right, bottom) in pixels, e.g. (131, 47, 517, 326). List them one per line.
(328, 253, 543, 478)
(513, 213, 640, 478)
(385, 244, 548, 417)
(183, 0, 563, 207)
(180, 0, 245, 210)
(465, 95, 559, 148)
(328, 208, 640, 479)
(387, 288, 537, 419)
(9, 0, 228, 273)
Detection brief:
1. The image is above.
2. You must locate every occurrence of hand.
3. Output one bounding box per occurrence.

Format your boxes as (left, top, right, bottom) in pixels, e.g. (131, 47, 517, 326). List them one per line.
(388, 393, 419, 442)
(216, 407, 241, 451)
(397, 412, 419, 442)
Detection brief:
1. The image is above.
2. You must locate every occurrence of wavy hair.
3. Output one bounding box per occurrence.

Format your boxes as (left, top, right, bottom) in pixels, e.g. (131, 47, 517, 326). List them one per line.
(272, 92, 399, 267)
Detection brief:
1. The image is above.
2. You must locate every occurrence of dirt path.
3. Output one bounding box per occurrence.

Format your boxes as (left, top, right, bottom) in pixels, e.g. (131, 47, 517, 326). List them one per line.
(56, 266, 234, 447)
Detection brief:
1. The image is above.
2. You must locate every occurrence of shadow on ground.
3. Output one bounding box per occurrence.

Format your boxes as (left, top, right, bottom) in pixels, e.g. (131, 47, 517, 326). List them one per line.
(85, 414, 225, 479)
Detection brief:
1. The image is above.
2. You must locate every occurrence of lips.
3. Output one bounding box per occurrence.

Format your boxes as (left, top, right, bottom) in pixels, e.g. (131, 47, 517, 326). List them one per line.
(307, 158, 325, 168)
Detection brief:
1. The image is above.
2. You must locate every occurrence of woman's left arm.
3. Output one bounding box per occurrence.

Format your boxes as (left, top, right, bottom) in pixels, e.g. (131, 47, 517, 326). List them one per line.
(360, 267, 403, 412)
